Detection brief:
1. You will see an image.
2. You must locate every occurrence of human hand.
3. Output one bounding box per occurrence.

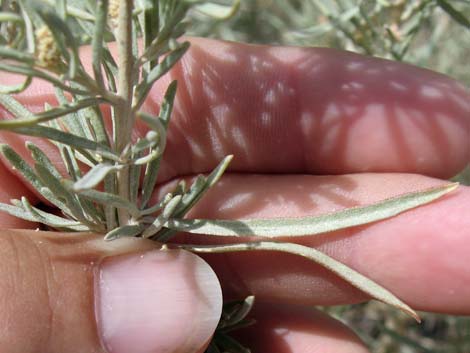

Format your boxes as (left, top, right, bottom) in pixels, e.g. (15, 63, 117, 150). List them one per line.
(0, 37, 469, 353)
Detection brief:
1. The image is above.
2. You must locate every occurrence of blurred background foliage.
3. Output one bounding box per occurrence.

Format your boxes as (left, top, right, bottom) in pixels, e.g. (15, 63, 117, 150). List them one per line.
(188, 0, 470, 352)
(187, 0, 470, 85)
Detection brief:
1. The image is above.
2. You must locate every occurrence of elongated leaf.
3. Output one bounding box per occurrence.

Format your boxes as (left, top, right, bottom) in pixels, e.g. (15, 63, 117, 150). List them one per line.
(166, 183, 458, 237)
(143, 195, 182, 239)
(219, 296, 255, 330)
(54, 88, 87, 138)
(135, 42, 189, 108)
(0, 75, 32, 94)
(181, 241, 419, 321)
(194, 0, 240, 20)
(19, 197, 88, 230)
(151, 155, 233, 241)
(437, 0, 470, 29)
(0, 92, 35, 119)
(35, 163, 94, 227)
(73, 163, 123, 191)
(27, 142, 62, 179)
(0, 144, 43, 192)
(104, 224, 145, 241)
(140, 81, 177, 208)
(63, 179, 140, 218)
(0, 97, 104, 129)
(140, 192, 173, 216)
(91, 0, 108, 89)
(0, 46, 34, 64)
(175, 155, 233, 217)
(13, 125, 118, 161)
(0, 63, 89, 95)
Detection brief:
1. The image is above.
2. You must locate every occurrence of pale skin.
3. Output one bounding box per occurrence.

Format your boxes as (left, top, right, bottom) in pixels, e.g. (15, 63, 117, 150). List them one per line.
(0, 37, 469, 353)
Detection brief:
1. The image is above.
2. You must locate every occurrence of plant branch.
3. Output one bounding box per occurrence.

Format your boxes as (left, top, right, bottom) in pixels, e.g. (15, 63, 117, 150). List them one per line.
(115, 0, 135, 225)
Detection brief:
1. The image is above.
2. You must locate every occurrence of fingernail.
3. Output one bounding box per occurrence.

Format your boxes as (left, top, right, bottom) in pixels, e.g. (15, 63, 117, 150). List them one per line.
(96, 249, 222, 353)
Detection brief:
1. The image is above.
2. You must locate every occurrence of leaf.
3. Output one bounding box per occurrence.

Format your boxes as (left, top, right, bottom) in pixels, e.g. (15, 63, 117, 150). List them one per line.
(142, 195, 182, 239)
(218, 296, 255, 331)
(0, 97, 104, 129)
(436, 0, 470, 29)
(104, 224, 145, 241)
(35, 163, 92, 227)
(73, 163, 123, 191)
(140, 192, 173, 216)
(27, 142, 62, 179)
(140, 81, 177, 208)
(176, 155, 233, 217)
(194, 0, 241, 20)
(19, 196, 88, 231)
(12, 125, 118, 161)
(152, 155, 233, 241)
(63, 179, 140, 218)
(181, 241, 420, 321)
(135, 42, 189, 108)
(165, 183, 458, 237)
(91, 0, 108, 89)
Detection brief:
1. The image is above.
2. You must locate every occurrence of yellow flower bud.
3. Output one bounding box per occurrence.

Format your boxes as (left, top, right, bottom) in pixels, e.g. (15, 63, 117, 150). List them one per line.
(108, 0, 120, 29)
(34, 25, 61, 68)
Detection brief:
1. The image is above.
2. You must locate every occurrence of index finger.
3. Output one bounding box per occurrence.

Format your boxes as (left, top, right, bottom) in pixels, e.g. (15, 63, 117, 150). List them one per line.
(1, 37, 468, 183)
(148, 37, 470, 181)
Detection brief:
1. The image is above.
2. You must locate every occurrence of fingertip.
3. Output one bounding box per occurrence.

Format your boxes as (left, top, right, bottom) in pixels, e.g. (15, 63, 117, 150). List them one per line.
(96, 249, 223, 353)
(236, 303, 369, 353)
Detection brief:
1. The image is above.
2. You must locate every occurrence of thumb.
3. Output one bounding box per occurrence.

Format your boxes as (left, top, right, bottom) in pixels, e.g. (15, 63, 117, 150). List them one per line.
(0, 229, 222, 353)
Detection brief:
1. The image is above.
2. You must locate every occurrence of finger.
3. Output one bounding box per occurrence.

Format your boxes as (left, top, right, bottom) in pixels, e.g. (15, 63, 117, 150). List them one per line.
(234, 303, 369, 353)
(150, 37, 470, 180)
(158, 173, 470, 314)
(1, 37, 469, 185)
(0, 230, 222, 353)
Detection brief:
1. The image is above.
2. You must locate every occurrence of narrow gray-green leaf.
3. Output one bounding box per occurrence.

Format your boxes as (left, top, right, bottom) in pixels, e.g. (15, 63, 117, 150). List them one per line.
(176, 155, 233, 216)
(139, 81, 177, 208)
(194, 0, 240, 19)
(0, 46, 35, 64)
(13, 125, 118, 161)
(104, 224, 145, 241)
(0, 144, 43, 192)
(0, 92, 35, 119)
(166, 183, 458, 237)
(63, 179, 140, 218)
(0, 74, 32, 94)
(73, 163, 123, 191)
(54, 88, 87, 138)
(152, 155, 233, 242)
(135, 42, 189, 109)
(0, 97, 104, 129)
(20, 196, 88, 231)
(142, 195, 182, 239)
(140, 192, 173, 216)
(91, 0, 108, 89)
(35, 164, 93, 227)
(181, 241, 420, 321)
(219, 295, 255, 330)
(437, 0, 470, 29)
(27, 142, 62, 179)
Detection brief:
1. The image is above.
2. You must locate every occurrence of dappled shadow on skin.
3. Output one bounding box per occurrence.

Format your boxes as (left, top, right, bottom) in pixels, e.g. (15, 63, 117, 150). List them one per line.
(179, 174, 359, 220)
(145, 38, 469, 183)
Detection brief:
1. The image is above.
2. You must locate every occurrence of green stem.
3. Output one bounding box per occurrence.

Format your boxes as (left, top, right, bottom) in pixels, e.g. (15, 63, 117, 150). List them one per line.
(115, 0, 135, 226)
